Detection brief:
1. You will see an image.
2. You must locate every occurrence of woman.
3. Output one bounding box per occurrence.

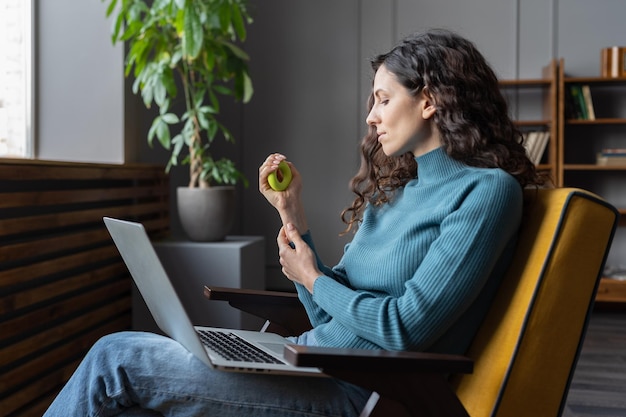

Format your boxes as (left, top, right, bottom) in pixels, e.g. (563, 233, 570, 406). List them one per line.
(44, 28, 543, 416)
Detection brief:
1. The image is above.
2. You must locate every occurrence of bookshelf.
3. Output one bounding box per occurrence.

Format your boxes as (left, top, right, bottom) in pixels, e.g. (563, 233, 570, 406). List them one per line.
(558, 58, 626, 304)
(501, 59, 626, 304)
(499, 59, 559, 185)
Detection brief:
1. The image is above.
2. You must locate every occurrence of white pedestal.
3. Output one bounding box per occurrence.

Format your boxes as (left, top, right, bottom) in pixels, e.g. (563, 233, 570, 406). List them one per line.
(132, 236, 266, 333)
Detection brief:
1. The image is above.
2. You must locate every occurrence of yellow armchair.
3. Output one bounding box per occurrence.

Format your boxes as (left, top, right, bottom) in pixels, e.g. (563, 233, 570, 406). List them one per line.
(206, 188, 619, 417)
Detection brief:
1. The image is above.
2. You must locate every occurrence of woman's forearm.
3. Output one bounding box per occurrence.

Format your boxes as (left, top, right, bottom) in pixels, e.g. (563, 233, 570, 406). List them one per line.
(277, 200, 309, 233)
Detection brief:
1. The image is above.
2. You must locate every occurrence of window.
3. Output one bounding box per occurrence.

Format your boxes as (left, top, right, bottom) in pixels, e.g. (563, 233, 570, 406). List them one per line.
(0, 0, 34, 158)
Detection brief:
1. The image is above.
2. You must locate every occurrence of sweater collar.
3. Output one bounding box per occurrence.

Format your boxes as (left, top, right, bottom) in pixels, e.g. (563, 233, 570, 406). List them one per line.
(415, 147, 467, 184)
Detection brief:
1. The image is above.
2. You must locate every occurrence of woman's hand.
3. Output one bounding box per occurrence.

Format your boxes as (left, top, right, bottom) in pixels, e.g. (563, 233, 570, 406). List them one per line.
(259, 153, 308, 231)
(277, 223, 321, 293)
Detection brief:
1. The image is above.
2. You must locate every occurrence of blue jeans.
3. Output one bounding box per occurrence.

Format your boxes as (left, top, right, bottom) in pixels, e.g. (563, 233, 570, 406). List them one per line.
(43, 331, 371, 417)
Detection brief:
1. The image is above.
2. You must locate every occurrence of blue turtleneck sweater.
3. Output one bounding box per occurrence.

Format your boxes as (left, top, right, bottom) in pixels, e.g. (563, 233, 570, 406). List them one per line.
(295, 147, 523, 355)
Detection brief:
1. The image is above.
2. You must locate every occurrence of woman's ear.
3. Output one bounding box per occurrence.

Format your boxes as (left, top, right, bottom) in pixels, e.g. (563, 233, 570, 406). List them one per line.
(420, 87, 437, 119)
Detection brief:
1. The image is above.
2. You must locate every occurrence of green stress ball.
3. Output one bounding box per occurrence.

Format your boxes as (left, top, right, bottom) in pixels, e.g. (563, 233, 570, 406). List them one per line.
(268, 161, 292, 191)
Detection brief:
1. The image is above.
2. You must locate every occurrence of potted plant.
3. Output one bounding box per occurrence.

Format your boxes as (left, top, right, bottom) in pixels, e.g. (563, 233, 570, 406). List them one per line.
(104, 0, 253, 241)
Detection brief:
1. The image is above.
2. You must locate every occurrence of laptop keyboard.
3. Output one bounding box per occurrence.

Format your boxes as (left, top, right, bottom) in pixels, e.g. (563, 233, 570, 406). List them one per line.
(196, 329, 283, 364)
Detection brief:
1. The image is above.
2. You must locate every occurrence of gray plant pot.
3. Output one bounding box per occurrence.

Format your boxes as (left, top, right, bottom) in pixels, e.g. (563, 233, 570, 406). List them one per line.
(176, 186, 236, 242)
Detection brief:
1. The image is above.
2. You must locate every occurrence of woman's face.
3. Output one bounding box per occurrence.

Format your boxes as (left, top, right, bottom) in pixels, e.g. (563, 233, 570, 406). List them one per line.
(366, 65, 439, 157)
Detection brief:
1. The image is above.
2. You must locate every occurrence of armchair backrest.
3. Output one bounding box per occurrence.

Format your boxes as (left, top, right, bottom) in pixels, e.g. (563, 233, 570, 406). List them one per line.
(453, 188, 619, 417)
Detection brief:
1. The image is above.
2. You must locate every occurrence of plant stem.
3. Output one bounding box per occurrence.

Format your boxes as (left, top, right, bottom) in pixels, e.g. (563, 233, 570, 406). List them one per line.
(180, 60, 202, 188)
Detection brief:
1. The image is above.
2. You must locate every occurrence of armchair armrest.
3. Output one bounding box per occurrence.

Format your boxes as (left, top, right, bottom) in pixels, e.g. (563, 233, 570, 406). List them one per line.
(204, 286, 299, 303)
(284, 345, 473, 417)
(284, 344, 473, 374)
(204, 287, 472, 416)
(203, 286, 312, 336)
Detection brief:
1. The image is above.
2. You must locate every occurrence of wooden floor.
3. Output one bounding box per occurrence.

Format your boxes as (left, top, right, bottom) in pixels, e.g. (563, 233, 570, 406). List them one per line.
(563, 310, 626, 417)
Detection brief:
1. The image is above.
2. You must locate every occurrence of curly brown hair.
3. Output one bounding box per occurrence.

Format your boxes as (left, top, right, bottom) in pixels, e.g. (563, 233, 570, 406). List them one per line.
(341, 29, 545, 233)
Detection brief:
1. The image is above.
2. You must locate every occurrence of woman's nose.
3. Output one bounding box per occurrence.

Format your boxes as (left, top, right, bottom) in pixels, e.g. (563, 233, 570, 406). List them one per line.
(366, 108, 378, 126)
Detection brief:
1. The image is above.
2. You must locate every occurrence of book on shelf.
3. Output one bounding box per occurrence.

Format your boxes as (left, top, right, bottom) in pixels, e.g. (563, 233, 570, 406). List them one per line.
(581, 85, 596, 120)
(596, 148, 626, 166)
(522, 131, 537, 159)
(564, 86, 581, 120)
(522, 131, 550, 165)
(565, 84, 596, 120)
(601, 46, 626, 78)
(570, 85, 587, 120)
(601, 148, 626, 155)
(532, 131, 550, 165)
(603, 264, 626, 281)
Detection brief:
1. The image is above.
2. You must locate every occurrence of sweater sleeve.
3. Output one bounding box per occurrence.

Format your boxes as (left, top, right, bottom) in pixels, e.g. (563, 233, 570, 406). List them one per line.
(293, 232, 351, 327)
(311, 175, 523, 351)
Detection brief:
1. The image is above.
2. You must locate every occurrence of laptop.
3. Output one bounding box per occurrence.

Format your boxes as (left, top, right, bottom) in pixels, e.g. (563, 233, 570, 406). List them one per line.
(103, 217, 322, 376)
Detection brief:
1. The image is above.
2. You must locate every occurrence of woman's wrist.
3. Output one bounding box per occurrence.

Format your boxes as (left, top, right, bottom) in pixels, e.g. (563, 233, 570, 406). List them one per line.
(278, 204, 308, 232)
(303, 272, 320, 294)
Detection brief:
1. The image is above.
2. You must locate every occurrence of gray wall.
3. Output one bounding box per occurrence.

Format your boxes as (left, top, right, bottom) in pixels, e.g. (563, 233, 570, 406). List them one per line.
(36, 0, 626, 290)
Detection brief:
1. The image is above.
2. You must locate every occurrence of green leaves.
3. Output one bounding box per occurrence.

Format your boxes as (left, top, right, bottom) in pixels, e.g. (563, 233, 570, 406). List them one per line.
(230, 2, 246, 41)
(148, 112, 179, 149)
(201, 157, 249, 187)
(239, 70, 253, 103)
(102, 0, 253, 187)
(182, 2, 203, 59)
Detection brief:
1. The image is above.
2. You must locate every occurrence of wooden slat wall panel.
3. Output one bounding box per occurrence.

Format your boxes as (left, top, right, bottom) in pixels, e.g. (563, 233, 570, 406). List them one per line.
(0, 159, 169, 417)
